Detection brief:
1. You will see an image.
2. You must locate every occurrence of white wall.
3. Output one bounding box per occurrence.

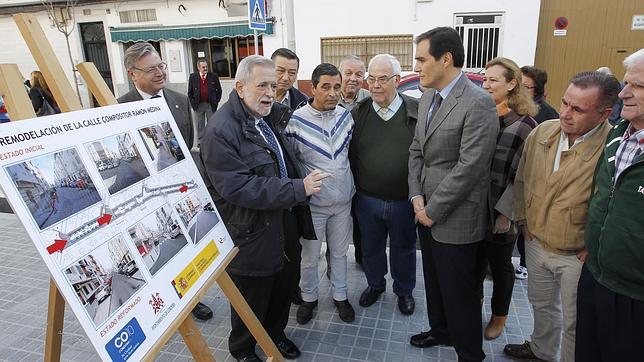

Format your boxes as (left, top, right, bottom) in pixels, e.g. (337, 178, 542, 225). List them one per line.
(262, 0, 541, 80)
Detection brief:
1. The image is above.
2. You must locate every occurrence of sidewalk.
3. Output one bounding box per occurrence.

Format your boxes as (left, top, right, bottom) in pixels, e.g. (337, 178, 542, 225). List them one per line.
(0, 212, 533, 361)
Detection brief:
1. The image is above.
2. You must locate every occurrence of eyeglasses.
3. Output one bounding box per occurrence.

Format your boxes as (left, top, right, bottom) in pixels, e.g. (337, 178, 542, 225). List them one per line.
(522, 84, 536, 90)
(366, 74, 397, 85)
(132, 62, 168, 74)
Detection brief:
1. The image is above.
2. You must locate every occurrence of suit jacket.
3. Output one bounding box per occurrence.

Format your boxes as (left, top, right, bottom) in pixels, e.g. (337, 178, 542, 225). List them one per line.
(188, 72, 222, 111)
(118, 88, 194, 149)
(408, 74, 499, 244)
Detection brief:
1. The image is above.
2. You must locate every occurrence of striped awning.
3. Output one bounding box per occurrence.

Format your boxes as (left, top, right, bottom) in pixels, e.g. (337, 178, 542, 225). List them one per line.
(109, 21, 273, 43)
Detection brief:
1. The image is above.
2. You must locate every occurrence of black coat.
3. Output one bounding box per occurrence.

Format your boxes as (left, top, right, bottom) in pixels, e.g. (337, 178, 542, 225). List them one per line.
(287, 86, 309, 111)
(188, 72, 222, 111)
(200, 90, 315, 276)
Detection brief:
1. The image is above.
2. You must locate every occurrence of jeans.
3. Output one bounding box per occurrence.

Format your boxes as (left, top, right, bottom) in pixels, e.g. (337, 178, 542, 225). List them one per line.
(355, 192, 416, 296)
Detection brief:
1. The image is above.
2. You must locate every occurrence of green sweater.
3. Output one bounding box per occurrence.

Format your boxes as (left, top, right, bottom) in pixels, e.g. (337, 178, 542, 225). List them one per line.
(350, 104, 415, 200)
(585, 120, 644, 301)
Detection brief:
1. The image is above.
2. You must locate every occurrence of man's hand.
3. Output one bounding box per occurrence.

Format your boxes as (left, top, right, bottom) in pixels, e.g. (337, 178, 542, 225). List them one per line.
(521, 225, 534, 241)
(416, 210, 434, 227)
(303, 169, 331, 196)
(577, 249, 588, 263)
(493, 214, 512, 234)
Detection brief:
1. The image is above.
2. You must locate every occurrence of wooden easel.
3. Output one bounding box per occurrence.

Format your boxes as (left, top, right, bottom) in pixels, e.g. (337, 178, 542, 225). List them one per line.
(0, 13, 282, 362)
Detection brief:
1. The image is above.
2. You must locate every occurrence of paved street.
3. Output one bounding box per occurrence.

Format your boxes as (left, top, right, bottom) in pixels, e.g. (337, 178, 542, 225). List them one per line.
(32, 186, 101, 229)
(101, 158, 150, 194)
(187, 210, 220, 244)
(0, 211, 538, 361)
(109, 272, 145, 309)
(157, 145, 179, 170)
(147, 234, 188, 275)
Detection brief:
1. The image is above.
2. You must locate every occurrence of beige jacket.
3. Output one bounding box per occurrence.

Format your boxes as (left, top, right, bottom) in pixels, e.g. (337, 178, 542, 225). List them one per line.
(514, 119, 610, 255)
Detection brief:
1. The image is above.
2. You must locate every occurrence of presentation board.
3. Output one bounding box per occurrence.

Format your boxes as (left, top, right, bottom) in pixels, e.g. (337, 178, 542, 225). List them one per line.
(0, 98, 234, 361)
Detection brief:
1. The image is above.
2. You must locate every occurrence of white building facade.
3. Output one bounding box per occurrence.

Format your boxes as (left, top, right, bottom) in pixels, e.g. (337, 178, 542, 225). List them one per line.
(0, 0, 540, 107)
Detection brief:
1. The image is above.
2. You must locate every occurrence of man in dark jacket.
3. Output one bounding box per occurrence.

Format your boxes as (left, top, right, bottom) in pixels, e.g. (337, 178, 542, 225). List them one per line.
(576, 48, 644, 362)
(188, 59, 222, 148)
(271, 48, 308, 111)
(200, 55, 328, 362)
(118, 42, 209, 321)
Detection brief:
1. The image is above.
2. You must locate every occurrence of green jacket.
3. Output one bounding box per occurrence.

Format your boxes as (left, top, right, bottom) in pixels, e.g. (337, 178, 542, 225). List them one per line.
(585, 120, 644, 301)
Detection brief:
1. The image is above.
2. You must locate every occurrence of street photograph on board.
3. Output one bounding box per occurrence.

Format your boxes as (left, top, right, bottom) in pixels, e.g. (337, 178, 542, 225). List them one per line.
(4, 148, 102, 230)
(63, 234, 145, 327)
(127, 204, 188, 276)
(138, 122, 185, 172)
(85, 132, 150, 194)
(174, 192, 219, 245)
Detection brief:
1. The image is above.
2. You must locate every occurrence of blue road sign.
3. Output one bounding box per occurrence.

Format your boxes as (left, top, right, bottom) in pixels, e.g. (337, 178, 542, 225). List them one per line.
(248, 0, 266, 31)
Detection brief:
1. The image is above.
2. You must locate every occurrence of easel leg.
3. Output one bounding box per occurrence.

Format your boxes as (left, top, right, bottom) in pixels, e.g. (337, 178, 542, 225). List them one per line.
(44, 278, 64, 362)
(217, 271, 284, 362)
(178, 317, 215, 362)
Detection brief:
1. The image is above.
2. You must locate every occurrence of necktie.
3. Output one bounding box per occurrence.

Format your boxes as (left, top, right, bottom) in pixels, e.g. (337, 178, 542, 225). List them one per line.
(426, 93, 442, 131)
(256, 119, 288, 178)
(377, 107, 390, 121)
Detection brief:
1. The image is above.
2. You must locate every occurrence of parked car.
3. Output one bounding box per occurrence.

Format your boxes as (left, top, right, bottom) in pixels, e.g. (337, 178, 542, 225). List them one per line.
(95, 286, 110, 303)
(120, 260, 138, 276)
(398, 72, 484, 99)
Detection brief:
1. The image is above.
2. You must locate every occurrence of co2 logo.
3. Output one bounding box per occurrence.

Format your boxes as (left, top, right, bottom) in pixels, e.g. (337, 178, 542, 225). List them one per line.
(113, 325, 135, 349)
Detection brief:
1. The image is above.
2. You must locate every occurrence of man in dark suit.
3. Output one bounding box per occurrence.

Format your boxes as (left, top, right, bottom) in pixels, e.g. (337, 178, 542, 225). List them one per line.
(188, 59, 222, 148)
(200, 55, 328, 361)
(117, 42, 210, 321)
(408, 27, 499, 361)
(271, 48, 308, 111)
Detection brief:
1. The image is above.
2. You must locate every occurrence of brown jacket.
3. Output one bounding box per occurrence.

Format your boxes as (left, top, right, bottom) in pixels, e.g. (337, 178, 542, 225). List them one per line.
(514, 119, 610, 255)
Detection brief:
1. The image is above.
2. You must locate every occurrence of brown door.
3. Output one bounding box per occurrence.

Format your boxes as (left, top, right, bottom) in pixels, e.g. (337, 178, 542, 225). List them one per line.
(535, 0, 644, 107)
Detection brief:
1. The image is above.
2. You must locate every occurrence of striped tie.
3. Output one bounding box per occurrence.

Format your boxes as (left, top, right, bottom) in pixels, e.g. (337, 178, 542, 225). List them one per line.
(257, 119, 288, 178)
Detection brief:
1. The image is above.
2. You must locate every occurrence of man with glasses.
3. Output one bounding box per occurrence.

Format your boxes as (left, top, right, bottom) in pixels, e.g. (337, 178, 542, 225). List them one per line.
(200, 55, 327, 361)
(119, 42, 195, 152)
(349, 53, 418, 316)
(118, 42, 207, 320)
(271, 48, 308, 111)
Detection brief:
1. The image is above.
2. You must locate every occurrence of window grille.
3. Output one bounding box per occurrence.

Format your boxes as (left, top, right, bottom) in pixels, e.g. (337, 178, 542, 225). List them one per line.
(320, 35, 414, 71)
(455, 13, 503, 72)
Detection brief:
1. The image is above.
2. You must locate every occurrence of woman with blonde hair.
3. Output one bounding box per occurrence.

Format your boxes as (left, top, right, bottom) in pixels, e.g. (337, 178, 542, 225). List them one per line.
(29, 70, 59, 115)
(479, 56, 538, 340)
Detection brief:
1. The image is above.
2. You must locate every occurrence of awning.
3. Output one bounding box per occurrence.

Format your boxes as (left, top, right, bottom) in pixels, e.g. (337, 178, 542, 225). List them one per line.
(109, 21, 273, 43)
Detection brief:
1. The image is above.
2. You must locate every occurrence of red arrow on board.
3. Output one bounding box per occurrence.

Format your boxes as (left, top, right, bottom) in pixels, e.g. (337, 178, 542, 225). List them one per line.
(179, 185, 188, 193)
(97, 213, 112, 226)
(46, 239, 67, 254)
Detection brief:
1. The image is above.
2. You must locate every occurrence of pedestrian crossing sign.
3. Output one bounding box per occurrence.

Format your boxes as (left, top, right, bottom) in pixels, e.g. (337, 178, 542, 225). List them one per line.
(248, 0, 266, 31)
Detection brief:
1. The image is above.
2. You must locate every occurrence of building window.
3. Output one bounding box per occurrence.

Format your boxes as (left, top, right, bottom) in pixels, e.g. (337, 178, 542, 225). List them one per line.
(320, 35, 414, 71)
(455, 13, 504, 72)
(119, 9, 157, 23)
(190, 37, 263, 79)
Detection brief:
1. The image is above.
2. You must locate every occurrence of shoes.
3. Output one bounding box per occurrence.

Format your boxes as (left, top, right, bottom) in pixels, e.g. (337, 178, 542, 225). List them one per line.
(484, 314, 507, 340)
(334, 299, 355, 323)
(191, 302, 213, 321)
(409, 330, 452, 348)
(235, 352, 261, 362)
(296, 300, 318, 325)
(515, 265, 528, 280)
(504, 341, 546, 360)
(291, 287, 303, 305)
(397, 295, 415, 315)
(359, 286, 384, 307)
(277, 338, 301, 359)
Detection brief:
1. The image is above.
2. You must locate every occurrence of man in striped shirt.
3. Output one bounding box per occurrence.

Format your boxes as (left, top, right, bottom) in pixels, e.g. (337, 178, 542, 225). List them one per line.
(284, 63, 356, 324)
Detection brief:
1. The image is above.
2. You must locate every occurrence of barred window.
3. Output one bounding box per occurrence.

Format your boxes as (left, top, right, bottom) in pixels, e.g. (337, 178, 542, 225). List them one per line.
(320, 35, 414, 71)
(455, 13, 504, 72)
